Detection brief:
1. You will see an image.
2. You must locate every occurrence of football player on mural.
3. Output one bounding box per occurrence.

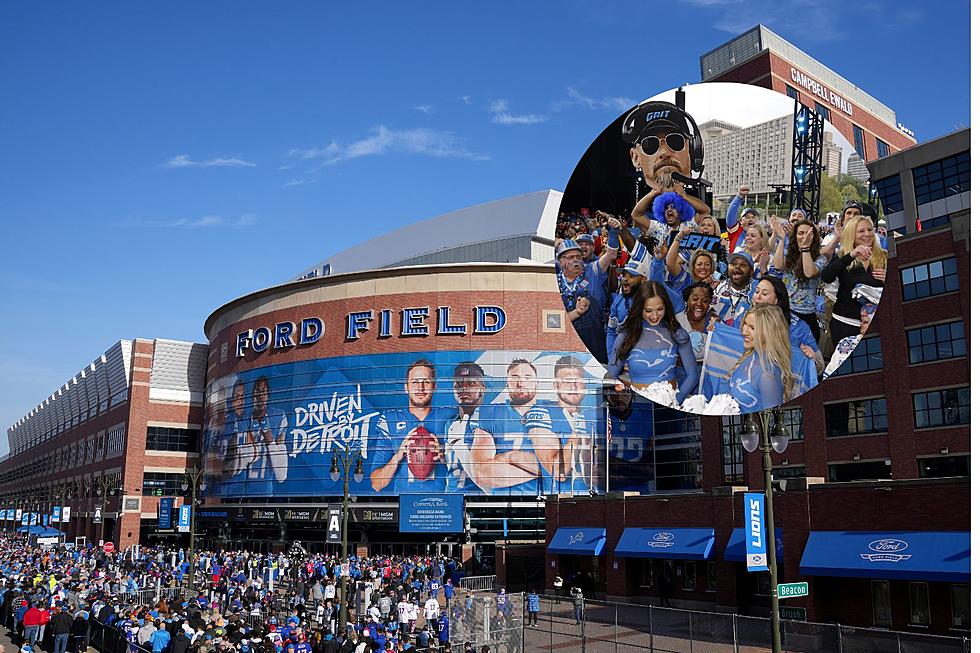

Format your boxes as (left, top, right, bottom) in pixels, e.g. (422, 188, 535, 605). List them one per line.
(243, 376, 289, 494)
(547, 356, 596, 495)
(370, 359, 451, 493)
(444, 362, 490, 494)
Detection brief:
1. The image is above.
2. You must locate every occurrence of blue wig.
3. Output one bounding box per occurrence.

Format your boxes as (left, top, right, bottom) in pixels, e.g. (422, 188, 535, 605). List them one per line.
(651, 191, 696, 224)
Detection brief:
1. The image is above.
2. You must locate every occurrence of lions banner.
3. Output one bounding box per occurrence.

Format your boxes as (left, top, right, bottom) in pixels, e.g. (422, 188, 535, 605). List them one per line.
(202, 349, 606, 498)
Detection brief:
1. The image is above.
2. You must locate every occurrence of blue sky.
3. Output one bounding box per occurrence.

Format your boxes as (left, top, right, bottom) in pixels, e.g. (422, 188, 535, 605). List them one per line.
(0, 1, 970, 452)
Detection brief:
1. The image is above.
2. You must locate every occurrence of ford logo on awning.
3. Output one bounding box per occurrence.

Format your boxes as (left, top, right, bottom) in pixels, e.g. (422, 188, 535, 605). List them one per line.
(861, 538, 912, 562)
(648, 532, 675, 548)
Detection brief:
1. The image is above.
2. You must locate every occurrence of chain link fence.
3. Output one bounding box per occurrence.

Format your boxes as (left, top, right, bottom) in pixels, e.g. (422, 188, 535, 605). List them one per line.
(492, 594, 969, 653)
(450, 591, 524, 653)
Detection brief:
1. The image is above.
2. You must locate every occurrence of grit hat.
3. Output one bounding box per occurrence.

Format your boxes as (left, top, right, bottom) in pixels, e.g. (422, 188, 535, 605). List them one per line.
(555, 239, 582, 257)
(622, 101, 691, 144)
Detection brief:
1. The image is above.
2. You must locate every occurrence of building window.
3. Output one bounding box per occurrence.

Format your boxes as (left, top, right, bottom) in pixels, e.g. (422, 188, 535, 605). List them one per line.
(640, 560, 655, 588)
(913, 387, 970, 428)
(901, 258, 959, 301)
(652, 406, 702, 491)
(683, 561, 697, 591)
(913, 151, 970, 204)
(909, 583, 931, 626)
(141, 472, 186, 497)
(785, 85, 798, 101)
(951, 584, 970, 629)
(919, 215, 951, 231)
(782, 407, 804, 442)
(755, 573, 771, 597)
(918, 455, 970, 479)
(721, 417, 744, 484)
(876, 138, 890, 158)
(829, 336, 883, 376)
(870, 174, 904, 215)
(706, 563, 717, 592)
(813, 102, 830, 121)
(852, 125, 866, 161)
(829, 460, 891, 482)
(872, 581, 892, 627)
(907, 321, 967, 364)
(772, 465, 806, 480)
(825, 399, 888, 437)
(145, 426, 201, 453)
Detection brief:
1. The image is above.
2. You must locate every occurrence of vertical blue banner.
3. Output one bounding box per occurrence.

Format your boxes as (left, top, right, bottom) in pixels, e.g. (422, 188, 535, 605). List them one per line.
(29, 513, 38, 526)
(52, 506, 62, 523)
(21, 513, 28, 526)
(42, 515, 49, 526)
(158, 498, 175, 530)
(744, 492, 768, 572)
(178, 505, 191, 533)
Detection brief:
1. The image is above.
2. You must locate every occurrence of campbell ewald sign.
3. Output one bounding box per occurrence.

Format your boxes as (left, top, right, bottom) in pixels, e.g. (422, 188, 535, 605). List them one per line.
(399, 494, 464, 533)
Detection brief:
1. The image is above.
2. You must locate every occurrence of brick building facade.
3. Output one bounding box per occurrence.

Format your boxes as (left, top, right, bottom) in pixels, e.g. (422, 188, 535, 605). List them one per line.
(0, 339, 206, 549)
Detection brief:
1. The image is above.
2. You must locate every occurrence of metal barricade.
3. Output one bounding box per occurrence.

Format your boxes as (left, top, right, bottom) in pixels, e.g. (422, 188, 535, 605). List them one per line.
(450, 591, 523, 653)
(458, 576, 497, 593)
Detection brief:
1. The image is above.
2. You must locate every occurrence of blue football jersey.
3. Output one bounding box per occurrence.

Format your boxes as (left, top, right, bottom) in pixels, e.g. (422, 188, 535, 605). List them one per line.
(370, 407, 452, 494)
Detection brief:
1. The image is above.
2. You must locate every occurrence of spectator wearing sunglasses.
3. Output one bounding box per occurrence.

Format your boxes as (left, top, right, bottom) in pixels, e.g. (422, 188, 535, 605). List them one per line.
(622, 102, 709, 247)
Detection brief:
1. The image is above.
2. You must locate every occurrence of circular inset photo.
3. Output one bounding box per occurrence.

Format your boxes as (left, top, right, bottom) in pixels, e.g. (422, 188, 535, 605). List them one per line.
(555, 82, 885, 415)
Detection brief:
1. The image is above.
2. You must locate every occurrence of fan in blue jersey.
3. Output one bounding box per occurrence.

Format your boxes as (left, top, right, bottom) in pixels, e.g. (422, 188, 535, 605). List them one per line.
(369, 359, 451, 494)
(726, 304, 796, 412)
(733, 275, 824, 376)
(476, 359, 562, 496)
(243, 377, 289, 496)
(556, 223, 620, 364)
(709, 251, 756, 327)
(545, 356, 596, 495)
(608, 281, 698, 403)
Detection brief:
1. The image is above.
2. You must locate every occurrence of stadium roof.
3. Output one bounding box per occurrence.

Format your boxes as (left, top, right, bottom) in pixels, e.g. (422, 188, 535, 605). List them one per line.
(292, 189, 562, 279)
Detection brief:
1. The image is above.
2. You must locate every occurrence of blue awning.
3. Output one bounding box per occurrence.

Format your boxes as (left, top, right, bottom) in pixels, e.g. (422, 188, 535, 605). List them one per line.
(799, 531, 970, 583)
(548, 527, 607, 555)
(723, 528, 784, 563)
(614, 528, 715, 560)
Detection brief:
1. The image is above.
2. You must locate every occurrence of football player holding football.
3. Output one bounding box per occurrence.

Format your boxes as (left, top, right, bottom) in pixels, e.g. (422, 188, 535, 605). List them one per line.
(369, 359, 451, 493)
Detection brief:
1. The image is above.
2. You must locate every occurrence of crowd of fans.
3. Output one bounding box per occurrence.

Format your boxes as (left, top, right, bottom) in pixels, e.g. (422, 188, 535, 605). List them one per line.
(556, 186, 888, 413)
(0, 535, 516, 653)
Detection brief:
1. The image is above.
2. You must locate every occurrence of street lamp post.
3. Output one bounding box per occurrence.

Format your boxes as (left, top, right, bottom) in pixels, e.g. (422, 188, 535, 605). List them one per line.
(94, 476, 122, 545)
(329, 444, 364, 635)
(181, 467, 207, 575)
(741, 409, 790, 653)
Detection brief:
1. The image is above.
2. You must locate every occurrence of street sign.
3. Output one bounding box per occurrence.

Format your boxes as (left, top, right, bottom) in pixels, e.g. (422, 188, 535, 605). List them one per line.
(779, 606, 807, 621)
(777, 582, 809, 599)
(103, 541, 115, 553)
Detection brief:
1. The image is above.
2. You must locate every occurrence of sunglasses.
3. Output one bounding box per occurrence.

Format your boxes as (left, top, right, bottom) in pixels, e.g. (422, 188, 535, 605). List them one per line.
(636, 133, 687, 155)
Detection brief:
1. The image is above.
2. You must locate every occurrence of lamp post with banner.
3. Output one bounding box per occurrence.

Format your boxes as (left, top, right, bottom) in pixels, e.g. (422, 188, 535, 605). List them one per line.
(94, 475, 122, 546)
(181, 467, 207, 573)
(741, 408, 790, 653)
(329, 443, 364, 635)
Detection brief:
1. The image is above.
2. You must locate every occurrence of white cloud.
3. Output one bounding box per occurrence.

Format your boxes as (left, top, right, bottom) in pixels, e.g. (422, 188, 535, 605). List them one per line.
(414, 105, 434, 115)
(460, 95, 472, 105)
(125, 214, 258, 228)
(489, 99, 547, 125)
(164, 154, 256, 168)
(560, 87, 635, 113)
(288, 126, 489, 166)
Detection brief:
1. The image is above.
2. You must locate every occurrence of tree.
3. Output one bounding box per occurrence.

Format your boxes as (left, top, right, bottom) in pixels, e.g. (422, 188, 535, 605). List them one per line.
(819, 172, 843, 220)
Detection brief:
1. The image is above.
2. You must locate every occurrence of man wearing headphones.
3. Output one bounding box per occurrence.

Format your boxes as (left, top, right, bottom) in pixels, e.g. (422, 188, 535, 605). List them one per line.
(623, 101, 710, 247)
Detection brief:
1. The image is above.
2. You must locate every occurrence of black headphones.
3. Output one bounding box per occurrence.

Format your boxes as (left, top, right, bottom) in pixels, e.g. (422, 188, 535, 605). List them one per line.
(621, 101, 705, 177)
